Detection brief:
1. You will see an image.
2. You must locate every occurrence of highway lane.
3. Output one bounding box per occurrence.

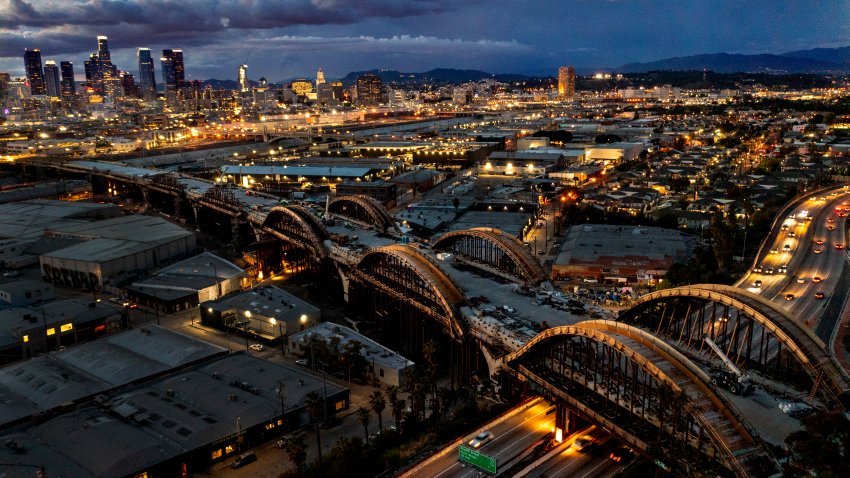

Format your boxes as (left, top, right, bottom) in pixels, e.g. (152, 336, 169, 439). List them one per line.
(405, 401, 555, 478)
(738, 188, 850, 329)
(527, 430, 622, 478)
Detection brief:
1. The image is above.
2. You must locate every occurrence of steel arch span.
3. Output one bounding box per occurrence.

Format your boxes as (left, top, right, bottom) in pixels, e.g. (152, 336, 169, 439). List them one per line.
(328, 195, 399, 233)
(351, 245, 466, 338)
(261, 205, 330, 259)
(619, 284, 850, 406)
(431, 227, 546, 284)
(503, 321, 771, 477)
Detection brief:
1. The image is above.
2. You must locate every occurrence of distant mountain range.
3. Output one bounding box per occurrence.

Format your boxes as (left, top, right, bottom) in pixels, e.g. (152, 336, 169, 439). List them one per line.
(337, 68, 530, 85)
(617, 46, 850, 73)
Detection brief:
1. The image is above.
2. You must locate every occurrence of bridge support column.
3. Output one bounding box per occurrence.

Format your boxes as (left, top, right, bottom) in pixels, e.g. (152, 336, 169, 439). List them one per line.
(231, 217, 242, 250)
(141, 187, 150, 209)
(173, 196, 182, 220)
(554, 402, 576, 442)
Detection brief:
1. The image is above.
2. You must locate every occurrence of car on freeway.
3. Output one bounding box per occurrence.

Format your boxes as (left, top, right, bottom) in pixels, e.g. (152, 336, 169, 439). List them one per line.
(571, 436, 593, 451)
(828, 217, 835, 223)
(827, 225, 836, 231)
(836, 243, 845, 250)
(806, 215, 813, 221)
(814, 248, 823, 254)
(815, 292, 826, 300)
(781, 224, 789, 231)
(468, 431, 494, 448)
(813, 276, 823, 283)
(765, 266, 775, 274)
(753, 266, 763, 273)
(752, 280, 762, 288)
(231, 453, 257, 469)
(779, 265, 788, 274)
(785, 293, 795, 301)
(783, 244, 792, 252)
(816, 239, 825, 245)
(609, 446, 634, 463)
(789, 231, 796, 237)
(769, 248, 778, 254)
(249, 344, 264, 351)
(797, 277, 807, 284)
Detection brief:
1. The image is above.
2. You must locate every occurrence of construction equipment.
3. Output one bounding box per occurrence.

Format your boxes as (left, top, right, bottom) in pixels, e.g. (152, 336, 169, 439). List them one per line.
(704, 336, 755, 395)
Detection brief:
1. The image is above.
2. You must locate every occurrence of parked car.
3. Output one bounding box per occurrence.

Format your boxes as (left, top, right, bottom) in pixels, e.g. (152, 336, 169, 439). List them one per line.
(231, 453, 257, 469)
(249, 344, 264, 351)
(295, 358, 310, 366)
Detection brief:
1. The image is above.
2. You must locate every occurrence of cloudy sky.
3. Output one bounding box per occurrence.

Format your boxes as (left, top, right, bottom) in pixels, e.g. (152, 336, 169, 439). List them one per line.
(2, 0, 848, 81)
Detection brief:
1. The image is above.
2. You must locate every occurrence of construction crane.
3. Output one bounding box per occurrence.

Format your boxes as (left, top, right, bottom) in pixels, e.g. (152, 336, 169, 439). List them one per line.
(704, 336, 754, 395)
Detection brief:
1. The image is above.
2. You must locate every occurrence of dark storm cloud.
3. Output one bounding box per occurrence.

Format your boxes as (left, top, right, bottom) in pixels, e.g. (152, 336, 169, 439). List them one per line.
(0, 0, 453, 30)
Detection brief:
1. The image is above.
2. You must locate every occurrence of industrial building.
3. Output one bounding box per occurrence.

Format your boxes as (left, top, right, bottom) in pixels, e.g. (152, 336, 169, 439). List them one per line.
(0, 297, 125, 363)
(200, 284, 320, 348)
(0, 326, 348, 477)
(39, 215, 197, 290)
(126, 251, 245, 313)
(551, 224, 696, 284)
(584, 142, 645, 164)
(289, 322, 415, 387)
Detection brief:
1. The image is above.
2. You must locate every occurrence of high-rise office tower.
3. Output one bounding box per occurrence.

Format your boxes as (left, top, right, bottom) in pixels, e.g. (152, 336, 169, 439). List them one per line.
(161, 49, 185, 91)
(316, 68, 325, 88)
(558, 66, 575, 98)
(356, 73, 382, 106)
(97, 36, 111, 63)
(24, 48, 46, 95)
(60, 61, 75, 97)
(238, 64, 249, 93)
(121, 71, 138, 97)
(137, 48, 157, 100)
(43, 60, 61, 97)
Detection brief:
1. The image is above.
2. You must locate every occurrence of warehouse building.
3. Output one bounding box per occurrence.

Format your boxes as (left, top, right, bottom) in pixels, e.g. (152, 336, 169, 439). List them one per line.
(39, 215, 196, 290)
(126, 251, 245, 313)
(551, 224, 695, 284)
(0, 327, 347, 477)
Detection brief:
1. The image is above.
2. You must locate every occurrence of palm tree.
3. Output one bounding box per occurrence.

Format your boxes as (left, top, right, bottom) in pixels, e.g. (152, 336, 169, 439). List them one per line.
(282, 434, 307, 477)
(369, 390, 386, 432)
(357, 407, 371, 443)
(305, 391, 323, 467)
(387, 385, 403, 432)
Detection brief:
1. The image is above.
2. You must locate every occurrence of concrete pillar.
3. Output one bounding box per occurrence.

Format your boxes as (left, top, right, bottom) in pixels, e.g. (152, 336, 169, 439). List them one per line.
(173, 196, 182, 220)
(231, 217, 242, 250)
(142, 187, 150, 208)
(554, 402, 574, 442)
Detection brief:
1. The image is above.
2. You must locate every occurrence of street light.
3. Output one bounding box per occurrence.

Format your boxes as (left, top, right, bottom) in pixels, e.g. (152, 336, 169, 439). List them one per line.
(270, 317, 285, 356)
(242, 311, 251, 352)
(316, 359, 329, 422)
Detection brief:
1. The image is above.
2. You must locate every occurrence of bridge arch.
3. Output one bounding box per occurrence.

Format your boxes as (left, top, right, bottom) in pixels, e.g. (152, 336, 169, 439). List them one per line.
(503, 321, 768, 477)
(261, 205, 330, 259)
(619, 284, 850, 405)
(350, 245, 466, 338)
(328, 195, 399, 233)
(431, 227, 546, 284)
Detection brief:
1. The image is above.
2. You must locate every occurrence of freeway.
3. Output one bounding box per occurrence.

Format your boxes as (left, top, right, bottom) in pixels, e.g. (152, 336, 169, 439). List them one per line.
(521, 428, 628, 478)
(403, 401, 555, 478)
(738, 187, 850, 329)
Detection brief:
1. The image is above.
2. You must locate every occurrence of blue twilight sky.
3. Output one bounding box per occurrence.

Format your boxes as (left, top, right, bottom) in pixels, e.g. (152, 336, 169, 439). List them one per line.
(1, 0, 848, 81)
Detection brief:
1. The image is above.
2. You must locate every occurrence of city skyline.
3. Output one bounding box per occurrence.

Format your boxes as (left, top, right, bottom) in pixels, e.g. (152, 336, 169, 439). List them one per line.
(1, 0, 848, 81)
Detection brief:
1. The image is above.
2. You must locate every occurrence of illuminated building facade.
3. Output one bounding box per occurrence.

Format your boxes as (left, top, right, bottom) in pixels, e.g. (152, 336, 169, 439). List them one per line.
(43, 60, 61, 98)
(356, 73, 382, 106)
(24, 48, 46, 95)
(558, 65, 575, 98)
(137, 48, 157, 100)
(161, 49, 185, 91)
(60, 61, 75, 97)
(238, 64, 249, 93)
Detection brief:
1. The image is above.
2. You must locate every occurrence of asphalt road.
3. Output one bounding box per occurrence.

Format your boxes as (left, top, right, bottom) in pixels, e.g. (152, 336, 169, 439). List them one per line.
(738, 189, 850, 329)
(404, 401, 555, 478)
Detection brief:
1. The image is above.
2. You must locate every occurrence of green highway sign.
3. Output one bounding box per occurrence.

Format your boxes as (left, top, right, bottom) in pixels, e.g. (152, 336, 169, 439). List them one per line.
(458, 445, 497, 474)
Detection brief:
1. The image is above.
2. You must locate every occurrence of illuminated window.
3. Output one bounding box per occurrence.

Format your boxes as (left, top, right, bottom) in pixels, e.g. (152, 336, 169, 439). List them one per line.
(265, 423, 275, 430)
(224, 445, 235, 454)
(277, 419, 283, 426)
(335, 400, 346, 411)
(22, 335, 28, 343)
(211, 449, 222, 460)
(60, 323, 73, 332)
(46, 328, 55, 336)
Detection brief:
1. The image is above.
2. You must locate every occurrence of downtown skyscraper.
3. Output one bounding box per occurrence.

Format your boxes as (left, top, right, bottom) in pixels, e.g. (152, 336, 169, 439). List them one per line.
(238, 64, 249, 93)
(137, 48, 157, 100)
(60, 61, 75, 97)
(161, 49, 185, 91)
(43, 60, 61, 98)
(24, 48, 46, 95)
(84, 36, 118, 96)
